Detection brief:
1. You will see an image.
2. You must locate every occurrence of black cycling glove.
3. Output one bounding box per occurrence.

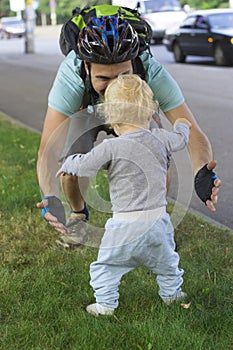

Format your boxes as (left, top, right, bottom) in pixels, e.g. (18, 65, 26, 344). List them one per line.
(42, 196, 66, 225)
(194, 163, 217, 204)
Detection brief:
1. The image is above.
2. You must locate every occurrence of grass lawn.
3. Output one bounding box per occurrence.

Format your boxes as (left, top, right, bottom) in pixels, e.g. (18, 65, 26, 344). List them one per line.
(0, 113, 232, 350)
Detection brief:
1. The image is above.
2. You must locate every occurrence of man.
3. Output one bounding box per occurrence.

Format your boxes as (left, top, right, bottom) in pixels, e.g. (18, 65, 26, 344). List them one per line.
(36, 12, 221, 247)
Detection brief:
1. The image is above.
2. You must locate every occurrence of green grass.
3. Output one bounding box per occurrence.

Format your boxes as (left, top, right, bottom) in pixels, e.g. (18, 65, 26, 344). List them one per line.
(0, 113, 232, 350)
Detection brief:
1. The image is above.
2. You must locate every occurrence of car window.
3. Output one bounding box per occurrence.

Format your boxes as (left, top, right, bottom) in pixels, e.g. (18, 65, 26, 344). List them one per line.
(141, 0, 182, 13)
(208, 13, 233, 29)
(195, 16, 209, 29)
(180, 16, 196, 29)
(0, 18, 25, 26)
(4, 20, 24, 25)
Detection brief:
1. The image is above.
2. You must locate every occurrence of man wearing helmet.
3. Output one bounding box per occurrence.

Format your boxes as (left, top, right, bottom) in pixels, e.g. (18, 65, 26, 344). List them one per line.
(37, 13, 221, 244)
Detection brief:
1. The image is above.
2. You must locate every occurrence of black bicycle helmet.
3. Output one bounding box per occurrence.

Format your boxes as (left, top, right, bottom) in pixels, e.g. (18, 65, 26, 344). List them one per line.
(77, 15, 139, 64)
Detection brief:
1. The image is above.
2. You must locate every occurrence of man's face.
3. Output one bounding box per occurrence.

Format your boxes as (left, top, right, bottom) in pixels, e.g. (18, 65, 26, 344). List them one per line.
(85, 61, 133, 97)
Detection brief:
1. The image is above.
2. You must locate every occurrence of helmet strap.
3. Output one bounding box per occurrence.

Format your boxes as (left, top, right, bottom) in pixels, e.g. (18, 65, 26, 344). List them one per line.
(81, 62, 99, 110)
(132, 57, 146, 81)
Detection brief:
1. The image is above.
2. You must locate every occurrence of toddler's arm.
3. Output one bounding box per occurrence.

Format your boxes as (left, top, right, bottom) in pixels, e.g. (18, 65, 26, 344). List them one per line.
(153, 119, 191, 153)
(56, 139, 112, 177)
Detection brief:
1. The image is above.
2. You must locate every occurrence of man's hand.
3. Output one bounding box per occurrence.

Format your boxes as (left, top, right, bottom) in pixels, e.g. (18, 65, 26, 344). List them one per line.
(194, 160, 221, 212)
(37, 196, 68, 234)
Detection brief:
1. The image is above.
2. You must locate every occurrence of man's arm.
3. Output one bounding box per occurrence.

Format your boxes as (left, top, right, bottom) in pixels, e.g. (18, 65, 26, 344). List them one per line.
(36, 53, 85, 232)
(165, 102, 221, 212)
(37, 107, 68, 196)
(36, 107, 69, 233)
(165, 102, 211, 172)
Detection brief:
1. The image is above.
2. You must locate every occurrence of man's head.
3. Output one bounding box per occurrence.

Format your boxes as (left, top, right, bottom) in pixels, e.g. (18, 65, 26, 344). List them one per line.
(99, 74, 158, 129)
(78, 15, 140, 97)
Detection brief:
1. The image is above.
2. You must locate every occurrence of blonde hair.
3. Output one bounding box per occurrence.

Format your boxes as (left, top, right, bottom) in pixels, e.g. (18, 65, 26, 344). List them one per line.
(98, 74, 159, 128)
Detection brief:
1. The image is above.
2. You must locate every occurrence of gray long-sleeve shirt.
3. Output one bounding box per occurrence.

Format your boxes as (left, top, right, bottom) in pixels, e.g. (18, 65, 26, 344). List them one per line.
(60, 123, 190, 213)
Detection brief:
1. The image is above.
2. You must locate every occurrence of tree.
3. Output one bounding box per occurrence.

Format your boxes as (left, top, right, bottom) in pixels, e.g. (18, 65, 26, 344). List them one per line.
(0, 0, 15, 17)
(37, 0, 112, 24)
(1, 0, 229, 24)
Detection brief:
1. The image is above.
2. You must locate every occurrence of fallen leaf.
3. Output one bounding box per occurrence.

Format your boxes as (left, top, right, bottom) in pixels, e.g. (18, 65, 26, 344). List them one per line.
(180, 302, 191, 309)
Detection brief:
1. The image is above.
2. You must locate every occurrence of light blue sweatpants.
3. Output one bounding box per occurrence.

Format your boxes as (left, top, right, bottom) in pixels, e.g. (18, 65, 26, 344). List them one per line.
(90, 213, 184, 309)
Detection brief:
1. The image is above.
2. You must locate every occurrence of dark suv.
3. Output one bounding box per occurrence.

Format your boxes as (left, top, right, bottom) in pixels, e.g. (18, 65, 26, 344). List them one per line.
(163, 9, 233, 65)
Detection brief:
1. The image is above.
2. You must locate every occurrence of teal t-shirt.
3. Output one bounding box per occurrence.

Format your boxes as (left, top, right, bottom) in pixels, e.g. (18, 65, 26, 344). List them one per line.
(48, 50, 184, 117)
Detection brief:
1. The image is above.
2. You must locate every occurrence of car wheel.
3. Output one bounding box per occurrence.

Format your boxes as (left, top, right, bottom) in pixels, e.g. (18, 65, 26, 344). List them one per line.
(214, 43, 228, 66)
(173, 42, 186, 63)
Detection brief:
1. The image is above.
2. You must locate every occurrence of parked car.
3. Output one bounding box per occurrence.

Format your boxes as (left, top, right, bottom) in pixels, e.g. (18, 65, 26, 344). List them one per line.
(0, 17, 25, 39)
(112, 0, 187, 42)
(163, 8, 233, 65)
(140, 0, 187, 42)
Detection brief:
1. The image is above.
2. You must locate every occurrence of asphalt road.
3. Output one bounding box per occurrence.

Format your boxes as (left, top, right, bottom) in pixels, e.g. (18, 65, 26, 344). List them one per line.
(0, 27, 232, 231)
